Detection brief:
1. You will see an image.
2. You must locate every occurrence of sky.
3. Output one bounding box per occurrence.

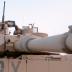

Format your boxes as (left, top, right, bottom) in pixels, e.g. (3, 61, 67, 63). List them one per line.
(0, 0, 72, 36)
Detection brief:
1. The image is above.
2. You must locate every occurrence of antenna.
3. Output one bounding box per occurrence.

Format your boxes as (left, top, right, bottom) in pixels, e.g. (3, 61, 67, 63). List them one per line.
(2, 1, 6, 51)
(2, 1, 5, 23)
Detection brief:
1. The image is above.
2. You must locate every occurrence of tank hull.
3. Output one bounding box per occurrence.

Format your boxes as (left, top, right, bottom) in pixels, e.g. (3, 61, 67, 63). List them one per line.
(0, 54, 72, 72)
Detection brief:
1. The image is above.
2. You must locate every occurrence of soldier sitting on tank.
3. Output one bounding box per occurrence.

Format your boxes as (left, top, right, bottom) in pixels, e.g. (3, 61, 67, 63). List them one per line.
(13, 25, 22, 35)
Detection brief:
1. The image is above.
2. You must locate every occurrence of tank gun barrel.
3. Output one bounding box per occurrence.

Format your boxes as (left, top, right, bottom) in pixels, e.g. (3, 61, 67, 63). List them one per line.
(14, 34, 66, 53)
(28, 34, 66, 52)
(14, 25, 72, 53)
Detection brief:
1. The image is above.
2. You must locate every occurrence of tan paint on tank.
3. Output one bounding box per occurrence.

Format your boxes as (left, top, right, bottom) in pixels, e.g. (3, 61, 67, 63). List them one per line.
(0, 55, 72, 72)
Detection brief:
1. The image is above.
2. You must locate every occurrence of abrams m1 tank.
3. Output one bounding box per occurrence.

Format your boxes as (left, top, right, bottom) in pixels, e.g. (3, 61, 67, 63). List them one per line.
(1, 2, 72, 72)
(0, 2, 72, 56)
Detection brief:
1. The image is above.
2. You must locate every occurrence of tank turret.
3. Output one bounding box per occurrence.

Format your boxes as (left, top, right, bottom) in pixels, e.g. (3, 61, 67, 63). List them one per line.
(0, 23, 71, 54)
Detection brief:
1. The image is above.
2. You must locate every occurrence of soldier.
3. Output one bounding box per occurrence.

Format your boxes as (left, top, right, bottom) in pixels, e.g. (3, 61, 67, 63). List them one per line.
(14, 25, 22, 35)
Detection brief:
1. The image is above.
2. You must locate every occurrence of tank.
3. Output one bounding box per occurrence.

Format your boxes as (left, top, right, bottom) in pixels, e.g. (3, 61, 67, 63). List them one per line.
(0, 2, 72, 54)
(1, 1, 72, 72)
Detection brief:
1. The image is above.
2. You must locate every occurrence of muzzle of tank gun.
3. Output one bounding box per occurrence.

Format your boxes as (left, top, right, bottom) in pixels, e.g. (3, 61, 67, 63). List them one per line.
(64, 25, 72, 53)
